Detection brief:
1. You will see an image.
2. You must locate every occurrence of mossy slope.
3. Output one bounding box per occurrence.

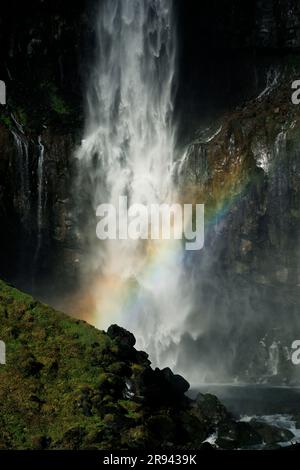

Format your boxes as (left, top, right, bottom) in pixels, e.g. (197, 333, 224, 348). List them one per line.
(0, 280, 230, 450)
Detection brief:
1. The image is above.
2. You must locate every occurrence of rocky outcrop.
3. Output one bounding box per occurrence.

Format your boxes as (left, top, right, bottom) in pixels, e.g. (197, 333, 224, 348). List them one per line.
(0, 279, 263, 450)
(3, 279, 295, 450)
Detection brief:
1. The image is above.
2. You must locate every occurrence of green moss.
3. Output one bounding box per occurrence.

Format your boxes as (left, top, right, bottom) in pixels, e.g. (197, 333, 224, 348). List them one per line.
(0, 280, 217, 450)
(0, 111, 13, 129)
(40, 81, 70, 116)
(286, 54, 300, 74)
(118, 400, 143, 421)
(15, 107, 28, 127)
(0, 280, 125, 449)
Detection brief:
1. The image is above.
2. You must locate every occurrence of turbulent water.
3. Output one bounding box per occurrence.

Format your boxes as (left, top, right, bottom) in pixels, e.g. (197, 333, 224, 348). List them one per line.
(76, 0, 191, 368)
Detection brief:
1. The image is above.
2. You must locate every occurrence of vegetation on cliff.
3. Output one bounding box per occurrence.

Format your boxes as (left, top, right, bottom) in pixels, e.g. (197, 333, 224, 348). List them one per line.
(0, 279, 233, 450)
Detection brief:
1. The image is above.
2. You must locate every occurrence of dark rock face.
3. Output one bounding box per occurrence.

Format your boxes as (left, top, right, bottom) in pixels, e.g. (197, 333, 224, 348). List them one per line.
(177, 75, 300, 384)
(255, 0, 300, 49)
(0, 0, 87, 133)
(0, 124, 79, 304)
(0, 0, 90, 303)
(177, 0, 300, 140)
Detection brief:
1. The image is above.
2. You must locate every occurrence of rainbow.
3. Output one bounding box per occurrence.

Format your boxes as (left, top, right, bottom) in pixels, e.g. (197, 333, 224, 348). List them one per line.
(82, 136, 257, 331)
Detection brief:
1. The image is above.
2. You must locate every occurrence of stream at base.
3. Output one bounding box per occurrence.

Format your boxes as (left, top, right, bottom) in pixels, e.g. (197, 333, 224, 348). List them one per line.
(188, 384, 300, 447)
(189, 384, 300, 416)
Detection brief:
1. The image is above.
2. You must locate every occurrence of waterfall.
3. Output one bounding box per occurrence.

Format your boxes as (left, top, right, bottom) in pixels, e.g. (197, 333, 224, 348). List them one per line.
(76, 0, 191, 368)
(268, 342, 280, 377)
(35, 136, 45, 261)
(12, 131, 30, 204)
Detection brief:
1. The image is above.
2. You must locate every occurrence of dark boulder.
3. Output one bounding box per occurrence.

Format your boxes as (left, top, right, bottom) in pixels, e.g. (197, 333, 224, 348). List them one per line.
(293, 414, 300, 429)
(146, 414, 177, 443)
(160, 367, 190, 395)
(107, 325, 137, 361)
(216, 421, 262, 449)
(177, 410, 209, 445)
(192, 393, 230, 426)
(251, 420, 295, 445)
(107, 324, 136, 347)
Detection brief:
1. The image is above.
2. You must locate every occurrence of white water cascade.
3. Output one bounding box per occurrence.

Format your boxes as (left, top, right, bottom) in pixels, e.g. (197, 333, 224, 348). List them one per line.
(12, 131, 30, 203)
(76, 0, 192, 368)
(35, 136, 45, 263)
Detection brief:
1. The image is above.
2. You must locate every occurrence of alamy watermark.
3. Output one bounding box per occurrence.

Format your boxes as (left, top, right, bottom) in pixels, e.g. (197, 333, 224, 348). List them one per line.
(96, 196, 205, 251)
(0, 341, 6, 365)
(0, 80, 6, 105)
(291, 80, 300, 105)
(291, 340, 300, 365)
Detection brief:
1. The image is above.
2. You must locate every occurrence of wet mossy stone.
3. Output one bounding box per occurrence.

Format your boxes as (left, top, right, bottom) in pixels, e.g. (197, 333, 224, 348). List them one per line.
(216, 421, 262, 449)
(251, 420, 294, 444)
(146, 414, 177, 442)
(121, 425, 153, 449)
(177, 411, 209, 445)
(17, 350, 44, 377)
(193, 393, 230, 425)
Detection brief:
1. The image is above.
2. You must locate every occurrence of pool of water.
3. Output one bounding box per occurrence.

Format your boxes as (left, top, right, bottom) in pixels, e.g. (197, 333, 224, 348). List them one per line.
(188, 384, 300, 417)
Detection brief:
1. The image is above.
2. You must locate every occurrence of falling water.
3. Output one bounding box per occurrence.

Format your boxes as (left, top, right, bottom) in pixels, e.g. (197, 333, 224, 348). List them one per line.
(267, 341, 280, 377)
(76, 0, 191, 368)
(12, 131, 30, 200)
(35, 136, 45, 259)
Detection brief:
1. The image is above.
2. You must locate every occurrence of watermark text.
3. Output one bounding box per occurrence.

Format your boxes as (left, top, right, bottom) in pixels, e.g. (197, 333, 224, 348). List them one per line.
(0, 80, 6, 105)
(291, 340, 300, 365)
(0, 341, 6, 365)
(96, 197, 205, 251)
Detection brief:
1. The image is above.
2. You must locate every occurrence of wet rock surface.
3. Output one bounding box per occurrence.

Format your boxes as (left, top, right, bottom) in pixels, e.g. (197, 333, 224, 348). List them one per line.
(251, 420, 295, 445)
(0, 125, 79, 304)
(177, 74, 300, 385)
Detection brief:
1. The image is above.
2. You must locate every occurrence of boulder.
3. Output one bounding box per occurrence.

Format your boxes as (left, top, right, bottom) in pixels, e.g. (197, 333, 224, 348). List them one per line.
(107, 325, 136, 348)
(293, 414, 300, 429)
(160, 367, 190, 395)
(216, 421, 262, 449)
(146, 414, 177, 442)
(192, 393, 230, 425)
(251, 420, 295, 445)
